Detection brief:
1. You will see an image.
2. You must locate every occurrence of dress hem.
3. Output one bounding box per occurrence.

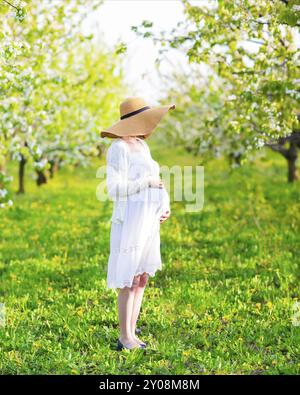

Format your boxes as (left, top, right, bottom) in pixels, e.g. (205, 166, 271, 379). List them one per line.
(107, 264, 162, 290)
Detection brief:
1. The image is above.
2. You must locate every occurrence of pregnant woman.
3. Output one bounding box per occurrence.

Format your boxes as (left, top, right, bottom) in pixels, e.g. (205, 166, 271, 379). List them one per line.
(101, 97, 175, 350)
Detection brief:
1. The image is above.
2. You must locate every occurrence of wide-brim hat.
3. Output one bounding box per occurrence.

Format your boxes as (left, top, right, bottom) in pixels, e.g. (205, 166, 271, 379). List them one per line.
(100, 97, 175, 138)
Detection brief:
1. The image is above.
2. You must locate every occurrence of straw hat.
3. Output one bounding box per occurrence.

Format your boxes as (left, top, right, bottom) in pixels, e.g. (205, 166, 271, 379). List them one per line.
(100, 97, 175, 138)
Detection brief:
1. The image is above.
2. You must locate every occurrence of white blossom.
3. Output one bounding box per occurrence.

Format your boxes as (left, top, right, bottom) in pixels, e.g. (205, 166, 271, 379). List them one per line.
(0, 189, 8, 198)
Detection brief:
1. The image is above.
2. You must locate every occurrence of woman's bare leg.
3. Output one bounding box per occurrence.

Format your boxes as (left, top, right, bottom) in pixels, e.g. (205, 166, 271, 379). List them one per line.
(131, 273, 148, 345)
(118, 276, 140, 349)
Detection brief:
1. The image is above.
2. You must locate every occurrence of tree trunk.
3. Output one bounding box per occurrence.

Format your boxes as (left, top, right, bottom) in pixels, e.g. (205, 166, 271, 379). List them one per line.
(18, 155, 26, 194)
(36, 170, 47, 186)
(228, 151, 242, 167)
(49, 159, 59, 178)
(0, 159, 6, 173)
(287, 142, 298, 183)
(266, 130, 300, 183)
(97, 144, 104, 158)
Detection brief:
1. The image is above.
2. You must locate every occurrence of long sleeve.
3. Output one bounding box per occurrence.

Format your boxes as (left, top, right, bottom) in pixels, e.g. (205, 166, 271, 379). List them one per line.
(138, 138, 170, 214)
(160, 187, 171, 215)
(106, 141, 152, 200)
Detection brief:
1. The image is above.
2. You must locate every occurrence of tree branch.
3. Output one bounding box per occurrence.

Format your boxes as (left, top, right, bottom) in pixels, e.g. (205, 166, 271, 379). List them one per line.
(251, 18, 300, 27)
(279, 131, 300, 143)
(2, 0, 19, 11)
(265, 142, 289, 158)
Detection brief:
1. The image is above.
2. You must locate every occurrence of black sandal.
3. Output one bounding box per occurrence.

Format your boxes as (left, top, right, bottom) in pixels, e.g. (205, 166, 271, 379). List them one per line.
(135, 339, 147, 348)
(116, 339, 145, 351)
(116, 339, 127, 351)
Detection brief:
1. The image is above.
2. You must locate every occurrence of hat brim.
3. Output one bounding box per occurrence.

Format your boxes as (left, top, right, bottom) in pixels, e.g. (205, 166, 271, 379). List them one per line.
(100, 104, 175, 138)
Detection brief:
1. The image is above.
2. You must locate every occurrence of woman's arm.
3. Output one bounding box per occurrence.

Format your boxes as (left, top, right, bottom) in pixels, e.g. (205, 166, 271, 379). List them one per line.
(106, 141, 157, 199)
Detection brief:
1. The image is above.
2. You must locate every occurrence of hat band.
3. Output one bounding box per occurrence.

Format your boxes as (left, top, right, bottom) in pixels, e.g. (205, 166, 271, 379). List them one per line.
(120, 106, 150, 120)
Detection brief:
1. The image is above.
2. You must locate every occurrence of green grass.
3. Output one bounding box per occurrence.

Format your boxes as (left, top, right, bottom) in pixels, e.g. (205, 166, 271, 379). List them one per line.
(0, 144, 299, 375)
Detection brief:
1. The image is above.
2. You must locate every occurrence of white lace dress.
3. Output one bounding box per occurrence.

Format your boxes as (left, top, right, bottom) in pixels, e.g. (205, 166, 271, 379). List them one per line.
(106, 138, 170, 289)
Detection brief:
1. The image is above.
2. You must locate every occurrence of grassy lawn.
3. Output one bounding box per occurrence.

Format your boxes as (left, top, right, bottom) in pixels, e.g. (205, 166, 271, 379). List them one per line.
(0, 144, 299, 375)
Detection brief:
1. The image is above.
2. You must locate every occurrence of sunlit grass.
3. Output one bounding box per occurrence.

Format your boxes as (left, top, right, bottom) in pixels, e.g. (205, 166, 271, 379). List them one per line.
(0, 146, 299, 374)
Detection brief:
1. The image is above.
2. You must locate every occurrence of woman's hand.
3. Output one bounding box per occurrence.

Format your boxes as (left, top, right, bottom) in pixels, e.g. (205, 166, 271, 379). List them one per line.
(148, 177, 164, 189)
(160, 210, 170, 223)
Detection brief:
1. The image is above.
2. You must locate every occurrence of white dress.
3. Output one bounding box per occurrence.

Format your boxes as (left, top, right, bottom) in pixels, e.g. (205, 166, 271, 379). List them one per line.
(106, 138, 170, 289)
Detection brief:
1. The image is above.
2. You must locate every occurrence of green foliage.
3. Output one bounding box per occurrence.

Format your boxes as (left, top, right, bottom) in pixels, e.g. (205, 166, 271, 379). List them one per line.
(0, 146, 299, 374)
(115, 42, 127, 55)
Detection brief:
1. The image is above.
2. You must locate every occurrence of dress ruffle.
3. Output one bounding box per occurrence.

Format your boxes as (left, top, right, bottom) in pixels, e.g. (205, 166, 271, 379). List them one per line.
(107, 265, 162, 289)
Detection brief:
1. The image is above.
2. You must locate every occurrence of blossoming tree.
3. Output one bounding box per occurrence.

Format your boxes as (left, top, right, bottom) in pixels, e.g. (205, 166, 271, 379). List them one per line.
(0, 0, 125, 207)
(134, 0, 300, 181)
